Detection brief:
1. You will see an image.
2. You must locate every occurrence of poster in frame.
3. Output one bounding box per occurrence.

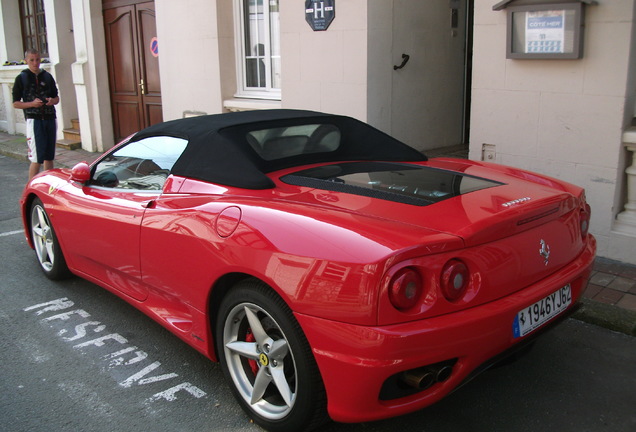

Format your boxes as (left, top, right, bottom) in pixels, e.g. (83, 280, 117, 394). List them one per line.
(506, 2, 584, 59)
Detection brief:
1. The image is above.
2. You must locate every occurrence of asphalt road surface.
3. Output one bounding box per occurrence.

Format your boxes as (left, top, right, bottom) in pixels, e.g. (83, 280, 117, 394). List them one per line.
(1, 155, 635, 432)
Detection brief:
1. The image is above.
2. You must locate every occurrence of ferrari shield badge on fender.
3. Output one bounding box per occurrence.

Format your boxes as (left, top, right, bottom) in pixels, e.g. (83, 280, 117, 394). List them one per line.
(539, 239, 551, 266)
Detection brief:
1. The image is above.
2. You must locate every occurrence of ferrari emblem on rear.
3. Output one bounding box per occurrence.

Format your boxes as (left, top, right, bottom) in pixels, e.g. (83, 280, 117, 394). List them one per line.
(539, 239, 551, 266)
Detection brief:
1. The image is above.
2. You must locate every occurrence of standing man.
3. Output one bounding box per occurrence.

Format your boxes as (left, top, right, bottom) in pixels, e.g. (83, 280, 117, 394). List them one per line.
(12, 49, 60, 180)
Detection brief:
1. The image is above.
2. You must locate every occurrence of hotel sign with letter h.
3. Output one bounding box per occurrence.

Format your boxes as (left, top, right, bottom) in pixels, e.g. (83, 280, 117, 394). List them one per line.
(306, 0, 335, 31)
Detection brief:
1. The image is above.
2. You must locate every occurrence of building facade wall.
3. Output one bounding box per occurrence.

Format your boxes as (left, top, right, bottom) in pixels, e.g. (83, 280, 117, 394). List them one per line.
(367, 0, 468, 151)
(153, 0, 372, 120)
(469, 0, 636, 263)
(279, 0, 368, 121)
(0, 0, 634, 263)
(155, 0, 224, 119)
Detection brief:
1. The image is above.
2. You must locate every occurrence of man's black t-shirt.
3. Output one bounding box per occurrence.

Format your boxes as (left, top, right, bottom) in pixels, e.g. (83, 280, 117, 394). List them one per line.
(12, 69, 58, 120)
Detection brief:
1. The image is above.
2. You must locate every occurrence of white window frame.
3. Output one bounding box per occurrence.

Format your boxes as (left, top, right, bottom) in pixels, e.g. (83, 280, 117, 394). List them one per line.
(233, 0, 281, 100)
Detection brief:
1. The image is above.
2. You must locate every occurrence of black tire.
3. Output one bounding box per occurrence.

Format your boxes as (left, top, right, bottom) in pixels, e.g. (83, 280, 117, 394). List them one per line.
(29, 197, 71, 280)
(216, 279, 328, 432)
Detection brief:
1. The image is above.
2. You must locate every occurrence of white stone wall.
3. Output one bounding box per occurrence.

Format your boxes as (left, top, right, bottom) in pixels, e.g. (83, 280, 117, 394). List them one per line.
(280, 0, 368, 120)
(155, 0, 225, 119)
(0, 0, 23, 62)
(470, 0, 636, 263)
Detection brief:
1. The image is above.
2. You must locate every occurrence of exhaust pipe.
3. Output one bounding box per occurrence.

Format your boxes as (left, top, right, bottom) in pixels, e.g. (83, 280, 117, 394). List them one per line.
(436, 365, 453, 382)
(381, 359, 458, 401)
(401, 368, 436, 390)
(400, 363, 454, 390)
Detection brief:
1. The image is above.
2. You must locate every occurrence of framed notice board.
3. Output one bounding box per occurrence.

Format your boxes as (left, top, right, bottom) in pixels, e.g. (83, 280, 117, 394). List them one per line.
(506, 2, 584, 59)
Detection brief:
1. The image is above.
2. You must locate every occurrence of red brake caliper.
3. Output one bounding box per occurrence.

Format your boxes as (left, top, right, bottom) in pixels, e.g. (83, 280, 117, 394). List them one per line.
(246, 330, 259, 375)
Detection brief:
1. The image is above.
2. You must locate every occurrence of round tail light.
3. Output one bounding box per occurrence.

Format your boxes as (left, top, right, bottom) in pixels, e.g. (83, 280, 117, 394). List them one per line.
(441, 259, 470, 302)
(389, 267, 423, 311)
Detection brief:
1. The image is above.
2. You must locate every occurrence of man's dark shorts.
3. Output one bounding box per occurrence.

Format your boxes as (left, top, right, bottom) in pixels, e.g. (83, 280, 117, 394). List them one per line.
(26, 118, 57, 164)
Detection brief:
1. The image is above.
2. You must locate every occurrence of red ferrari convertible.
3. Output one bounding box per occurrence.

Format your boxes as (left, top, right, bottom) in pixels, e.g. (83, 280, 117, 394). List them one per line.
(21, 110, 595, 431)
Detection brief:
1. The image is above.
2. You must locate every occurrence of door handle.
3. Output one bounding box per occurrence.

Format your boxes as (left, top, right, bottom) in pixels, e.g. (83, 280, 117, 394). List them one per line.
(393, 54, 410, 70)
(138, 79, 145, 95)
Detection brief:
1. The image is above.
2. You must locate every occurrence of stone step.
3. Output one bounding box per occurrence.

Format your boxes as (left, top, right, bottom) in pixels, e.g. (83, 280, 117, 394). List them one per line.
(63, 128, 81, 142)
(56, 139, 81, 150)
(70, 118, 80, 130)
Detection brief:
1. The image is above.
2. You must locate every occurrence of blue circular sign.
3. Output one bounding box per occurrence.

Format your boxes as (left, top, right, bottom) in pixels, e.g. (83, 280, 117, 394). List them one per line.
(150, 37, 159, 57)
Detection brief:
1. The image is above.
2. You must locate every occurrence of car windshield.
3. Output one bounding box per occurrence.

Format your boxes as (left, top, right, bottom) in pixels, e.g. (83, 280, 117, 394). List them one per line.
(281, 162, 504, 206)
(91, 136, 188, 190)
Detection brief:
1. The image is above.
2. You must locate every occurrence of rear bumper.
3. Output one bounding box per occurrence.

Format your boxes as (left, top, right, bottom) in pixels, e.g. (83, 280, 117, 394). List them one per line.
(295, 237, 595, 423)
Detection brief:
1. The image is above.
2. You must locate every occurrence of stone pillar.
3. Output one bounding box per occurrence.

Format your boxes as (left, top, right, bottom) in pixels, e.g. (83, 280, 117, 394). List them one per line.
(44, 0, 77, 141)
(615, 140, 636, 233)
(70, 0, 114, 153)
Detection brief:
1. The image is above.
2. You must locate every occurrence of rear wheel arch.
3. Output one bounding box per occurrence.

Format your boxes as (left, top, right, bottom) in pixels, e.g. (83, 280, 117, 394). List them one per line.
(208, 273, 296, 359)
(208, 273, 253, 358)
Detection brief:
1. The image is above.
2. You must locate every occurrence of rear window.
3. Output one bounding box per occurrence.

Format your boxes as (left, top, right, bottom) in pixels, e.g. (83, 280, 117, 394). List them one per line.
(281, 162, 503, 206)
(246, 124, 341, 160)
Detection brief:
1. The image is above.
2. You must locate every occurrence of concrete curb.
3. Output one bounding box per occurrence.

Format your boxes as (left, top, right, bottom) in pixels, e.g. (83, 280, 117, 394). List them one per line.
(0, 138, 29, 162)
(573, 298, 636, 336)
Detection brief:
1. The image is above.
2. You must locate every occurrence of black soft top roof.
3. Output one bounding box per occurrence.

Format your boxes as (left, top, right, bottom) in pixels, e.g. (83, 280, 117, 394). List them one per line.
(129, 109, 427, 189)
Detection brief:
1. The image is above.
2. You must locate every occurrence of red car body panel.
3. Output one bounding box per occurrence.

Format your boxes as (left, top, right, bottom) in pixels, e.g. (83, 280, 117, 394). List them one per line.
(20, 112, 596, 425)
(298, 239, 594, 422)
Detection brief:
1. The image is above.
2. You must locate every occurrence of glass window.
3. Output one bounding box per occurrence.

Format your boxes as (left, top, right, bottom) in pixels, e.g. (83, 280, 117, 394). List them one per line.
(246, 124, 341, 160)
(20, 0, 48, 57)
(92, 137, 188, 191)
(235, 0, 281, 99)
(282, 162, 504, 206)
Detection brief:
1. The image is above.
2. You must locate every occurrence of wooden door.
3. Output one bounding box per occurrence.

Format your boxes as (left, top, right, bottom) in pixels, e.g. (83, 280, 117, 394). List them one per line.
(104, 1, 162, 142)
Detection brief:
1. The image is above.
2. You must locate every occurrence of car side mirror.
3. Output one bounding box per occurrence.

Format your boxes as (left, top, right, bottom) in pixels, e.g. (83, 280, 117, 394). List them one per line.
(70, 162, 91, 183)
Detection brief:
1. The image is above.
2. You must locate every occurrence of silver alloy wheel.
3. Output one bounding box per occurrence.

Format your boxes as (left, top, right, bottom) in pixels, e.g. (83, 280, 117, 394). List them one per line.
(223, 302, 298, 420)
(31, 203, 55, 272)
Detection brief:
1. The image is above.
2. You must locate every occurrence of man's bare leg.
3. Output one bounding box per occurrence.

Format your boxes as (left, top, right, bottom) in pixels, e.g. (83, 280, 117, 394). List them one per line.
(29, 162, 41, 180)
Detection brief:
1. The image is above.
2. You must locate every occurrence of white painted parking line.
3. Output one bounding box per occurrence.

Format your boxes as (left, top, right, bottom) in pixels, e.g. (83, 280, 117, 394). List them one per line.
(0, 230, 23, 237)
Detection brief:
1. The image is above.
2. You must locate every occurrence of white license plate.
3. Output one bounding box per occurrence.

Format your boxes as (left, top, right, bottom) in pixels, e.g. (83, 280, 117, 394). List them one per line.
(513, 284, 572, 338)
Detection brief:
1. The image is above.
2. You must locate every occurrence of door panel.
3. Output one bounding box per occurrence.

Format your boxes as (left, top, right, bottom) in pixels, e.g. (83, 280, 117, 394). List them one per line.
(106, 9, 138, 94)
(55, 185, 152, 301)
(113, 101, 142, 138)
(105, 6, 141, 139)
(104, 1, 162, 142)
(146, 103, 163, 126)
(391, 0, 468, 151)
(136, 4, 162, 126)
(138, 6, 160, 95)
